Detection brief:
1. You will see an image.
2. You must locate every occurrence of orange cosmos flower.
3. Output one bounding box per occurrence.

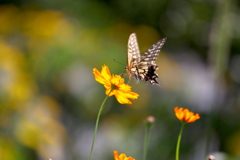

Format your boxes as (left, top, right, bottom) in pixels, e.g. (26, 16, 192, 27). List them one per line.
(174, 107, 200, 123)
(114, 151, 136, 160)
(93, 65, 139, 104)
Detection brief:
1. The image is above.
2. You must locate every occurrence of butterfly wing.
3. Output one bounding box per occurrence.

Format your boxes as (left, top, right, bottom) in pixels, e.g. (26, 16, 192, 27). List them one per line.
(137, 37, 167, 85)
(126, 33, 141, 82)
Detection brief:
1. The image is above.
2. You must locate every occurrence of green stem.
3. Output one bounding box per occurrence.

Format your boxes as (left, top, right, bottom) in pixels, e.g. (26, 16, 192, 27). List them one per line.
(176, 122, 185, 160)
(88, 94, 109, 160)
(143, 126, 150, 160)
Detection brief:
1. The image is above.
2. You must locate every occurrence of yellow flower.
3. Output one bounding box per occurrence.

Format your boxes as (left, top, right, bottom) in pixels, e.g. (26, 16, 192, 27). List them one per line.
(93, 65, 139, 104)
(113, 151, 136, 160)
(174, 107, 200, 123)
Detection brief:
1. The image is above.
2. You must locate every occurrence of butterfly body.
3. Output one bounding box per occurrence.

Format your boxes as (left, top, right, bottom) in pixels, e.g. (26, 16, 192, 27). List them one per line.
(126, 33, 167, 85)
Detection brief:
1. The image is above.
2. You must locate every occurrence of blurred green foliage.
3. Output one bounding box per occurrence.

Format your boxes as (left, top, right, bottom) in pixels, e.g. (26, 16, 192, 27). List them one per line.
(0, 0, 240, 160)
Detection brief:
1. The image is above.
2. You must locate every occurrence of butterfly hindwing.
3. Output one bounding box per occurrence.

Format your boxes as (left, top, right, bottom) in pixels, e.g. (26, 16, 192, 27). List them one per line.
(126, 33, 167, 85)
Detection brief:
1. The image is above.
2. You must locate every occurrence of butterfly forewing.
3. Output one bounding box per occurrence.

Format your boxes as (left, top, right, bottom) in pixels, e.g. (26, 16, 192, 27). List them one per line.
(126, 33, 141, 82)
(127, 33, 141, 66)
(140, 38, 167, 65)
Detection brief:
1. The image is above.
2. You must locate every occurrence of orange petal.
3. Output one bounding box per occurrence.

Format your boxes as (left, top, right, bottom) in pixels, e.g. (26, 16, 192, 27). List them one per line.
(187, 113, 200, 123)
(114, 151, 119, 160)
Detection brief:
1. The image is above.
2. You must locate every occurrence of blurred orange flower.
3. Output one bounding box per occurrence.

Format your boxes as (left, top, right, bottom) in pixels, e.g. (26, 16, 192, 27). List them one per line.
(174, 107, 200, 123)
(93, 65, 139, 104)
(114, 151, 136, 160)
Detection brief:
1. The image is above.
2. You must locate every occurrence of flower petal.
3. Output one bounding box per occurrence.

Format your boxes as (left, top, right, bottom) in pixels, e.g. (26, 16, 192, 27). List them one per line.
(114, 90, 133, 104)
(111, 75, 124, 86)
(93, 68, 109, 85)
(114, 151, 120, 160)
(105, 88, 114, 96)
(101, 65, 111, 81)
(118, 83, 132, 92)
(122, 91, 139, 99)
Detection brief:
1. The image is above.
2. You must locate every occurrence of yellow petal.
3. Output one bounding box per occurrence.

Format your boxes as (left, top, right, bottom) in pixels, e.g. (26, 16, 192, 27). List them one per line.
(103, 83, 112, 91)
(105, 88, 114, 96)
(101, 65, 111, 81)
(123, 91, 139, 99)
(93, 68, 109, 85)
(110, 75, 124, 87)
(118, 83, 131, 92)
(114, 90, 132, 104)
(119, 153, 127, 160)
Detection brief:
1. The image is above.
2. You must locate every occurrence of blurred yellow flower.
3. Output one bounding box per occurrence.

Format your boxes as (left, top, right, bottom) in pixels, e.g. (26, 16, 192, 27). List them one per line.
(174, 107, 200, 123)
(114, 151, 136, 160)
(93, 65, 139, 104)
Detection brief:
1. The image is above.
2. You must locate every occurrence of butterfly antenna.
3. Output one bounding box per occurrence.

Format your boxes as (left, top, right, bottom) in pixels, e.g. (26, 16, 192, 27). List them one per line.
(113, 59, 125, 66)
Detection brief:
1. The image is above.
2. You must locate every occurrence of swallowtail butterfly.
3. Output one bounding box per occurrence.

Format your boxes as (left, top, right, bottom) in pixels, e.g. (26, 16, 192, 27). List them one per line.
(125, 33, 167, 85)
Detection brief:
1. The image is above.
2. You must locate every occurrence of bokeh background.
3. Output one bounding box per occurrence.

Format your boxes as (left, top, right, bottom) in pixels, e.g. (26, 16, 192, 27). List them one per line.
(0, 0, 240, 160)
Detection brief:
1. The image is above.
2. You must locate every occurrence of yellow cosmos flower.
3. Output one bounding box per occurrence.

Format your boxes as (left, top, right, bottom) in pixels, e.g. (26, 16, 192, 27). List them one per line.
(114, 151, 136, 160)
(93, 65, 139, 104)
(174, 107, 200, 123)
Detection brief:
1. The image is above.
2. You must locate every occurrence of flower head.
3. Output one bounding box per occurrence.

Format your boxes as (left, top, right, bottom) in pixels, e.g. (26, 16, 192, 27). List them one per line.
(146, 116, 155, 123)
(93, 65, 139, 104)
(174, 107, 200, 123)
(144, 115, 155, 128)
(114, 151, 136, 160)
(208, 155, 215, 160)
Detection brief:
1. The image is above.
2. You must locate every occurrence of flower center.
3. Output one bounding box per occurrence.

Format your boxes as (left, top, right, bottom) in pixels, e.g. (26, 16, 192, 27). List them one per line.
(111, 84, 118, 90)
